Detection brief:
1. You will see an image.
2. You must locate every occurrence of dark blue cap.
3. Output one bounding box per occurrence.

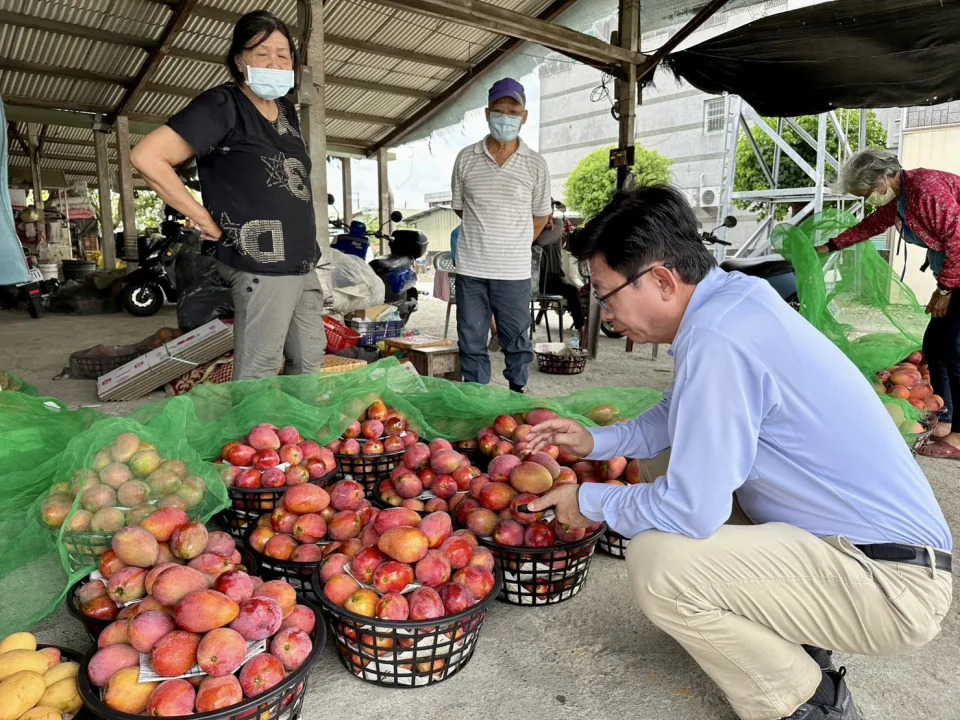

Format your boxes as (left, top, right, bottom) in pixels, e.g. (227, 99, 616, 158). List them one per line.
(488, 78, 525, 106)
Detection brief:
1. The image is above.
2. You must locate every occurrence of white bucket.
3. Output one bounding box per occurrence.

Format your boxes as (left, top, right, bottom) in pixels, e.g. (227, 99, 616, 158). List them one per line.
(39, 262, 59, 281)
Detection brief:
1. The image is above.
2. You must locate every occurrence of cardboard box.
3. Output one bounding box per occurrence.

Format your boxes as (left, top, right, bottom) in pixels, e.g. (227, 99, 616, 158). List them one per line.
(350, 304, 392, 322)
(98, 320, 234, 401)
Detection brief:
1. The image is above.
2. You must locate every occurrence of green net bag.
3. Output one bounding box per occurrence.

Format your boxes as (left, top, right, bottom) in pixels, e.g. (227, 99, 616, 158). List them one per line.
(0, 368, 38, 395)
(772, 210, 932, 430)
(0, 415, 229, 636)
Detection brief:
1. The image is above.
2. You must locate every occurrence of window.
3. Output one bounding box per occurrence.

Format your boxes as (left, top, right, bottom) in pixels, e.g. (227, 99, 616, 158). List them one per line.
(703, 97, 726, 135)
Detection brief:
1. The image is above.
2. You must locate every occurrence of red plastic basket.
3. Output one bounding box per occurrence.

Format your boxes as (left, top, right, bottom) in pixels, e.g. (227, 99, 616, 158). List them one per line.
(324, 316, 361, 353)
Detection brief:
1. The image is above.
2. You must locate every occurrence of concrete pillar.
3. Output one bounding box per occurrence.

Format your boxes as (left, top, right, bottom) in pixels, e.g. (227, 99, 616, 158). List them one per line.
(341, 158, 353, 227)
(377, 147, 391, 255)
(115, 115, 138, 263)
(26, 123, 45, 246)
(299, 0, 329, 261)
(94, 130, 116, 271)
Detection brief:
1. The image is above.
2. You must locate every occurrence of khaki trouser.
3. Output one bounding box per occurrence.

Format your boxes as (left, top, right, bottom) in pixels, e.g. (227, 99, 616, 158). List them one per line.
(627, 451, 953, 720)
(217, 262, 327, 380)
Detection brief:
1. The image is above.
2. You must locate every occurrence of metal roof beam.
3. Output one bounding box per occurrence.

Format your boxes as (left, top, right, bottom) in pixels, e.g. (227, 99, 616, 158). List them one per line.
(9, 150, 96, 164)
(364, 0, 644, 67)
(0, 10, 155, 48)
(369, 0, 577, 153)
(109, 0, 199, 124)
(3, 102, 159, 135)
(326, 75, 435, 99)
(168, 47, 223, 65)
(0, 59, 130, 87)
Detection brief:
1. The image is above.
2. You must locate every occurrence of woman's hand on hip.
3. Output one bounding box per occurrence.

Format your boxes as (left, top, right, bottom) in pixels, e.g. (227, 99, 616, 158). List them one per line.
(194, 213, 224, 242)
(926, 290, 952, 318)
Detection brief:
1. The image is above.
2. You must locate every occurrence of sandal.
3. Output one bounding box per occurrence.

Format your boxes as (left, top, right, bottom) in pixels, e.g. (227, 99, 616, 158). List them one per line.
(917, 439, 960, 460)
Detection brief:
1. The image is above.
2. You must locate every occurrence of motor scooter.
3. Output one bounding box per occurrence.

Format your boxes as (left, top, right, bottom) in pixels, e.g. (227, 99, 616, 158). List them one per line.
(120, 206, 187, 317)
(0, 245, 48, 318)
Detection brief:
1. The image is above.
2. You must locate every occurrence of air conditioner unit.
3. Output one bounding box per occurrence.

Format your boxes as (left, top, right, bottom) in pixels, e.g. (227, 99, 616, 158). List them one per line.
(681, 189, 698, 207)
(699, 186, 720, 207)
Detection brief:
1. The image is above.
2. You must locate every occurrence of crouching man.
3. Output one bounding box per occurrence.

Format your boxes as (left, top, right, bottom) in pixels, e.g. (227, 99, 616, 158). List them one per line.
(526, 185, 952, 720)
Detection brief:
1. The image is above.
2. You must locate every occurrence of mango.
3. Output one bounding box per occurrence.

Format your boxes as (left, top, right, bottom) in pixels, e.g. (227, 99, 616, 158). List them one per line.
(0, 650, 50, 681)
(148, 678, 196, 716)
(0, 670, 45, 720)
(110, 433, 141, 463)
(97, 620, 130, 649)
(151, 565, 211, 606)
(174, 590, 239, 633)
(151, 632, 201, 678)
(377, 527, 429, 564)
(0, 632, 35, 654)
(100, 462, 134, 490)
(87, 644, 139, 688)
(508, 462, 554, 495)
(129, 611, 176, 654)
(42, 661, 79, 687)
(170, 523, 209, 560)
(128, 449, 162, 478)
(38, 677, 82, 714)
(104, 666, 158, 714)
(140, 507, 189, 542)
(36, 648, 59, 667)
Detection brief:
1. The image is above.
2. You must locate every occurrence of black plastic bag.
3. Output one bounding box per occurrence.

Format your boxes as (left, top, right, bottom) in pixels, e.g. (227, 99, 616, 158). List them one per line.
(175, 233, 234, 330)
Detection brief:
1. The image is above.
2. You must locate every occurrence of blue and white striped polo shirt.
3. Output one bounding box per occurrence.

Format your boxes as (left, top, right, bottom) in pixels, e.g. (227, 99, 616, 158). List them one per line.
(450, 137, 551, 281)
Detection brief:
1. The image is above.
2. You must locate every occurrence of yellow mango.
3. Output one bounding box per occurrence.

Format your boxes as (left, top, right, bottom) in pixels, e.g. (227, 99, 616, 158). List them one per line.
(0, 633, 35, 655)
(0, 670, 46, 720)
(37, 677, 82, 714)
(17, 706, 61, 720)
(41, 661, 79, 688)
(0, 651, 50, 682)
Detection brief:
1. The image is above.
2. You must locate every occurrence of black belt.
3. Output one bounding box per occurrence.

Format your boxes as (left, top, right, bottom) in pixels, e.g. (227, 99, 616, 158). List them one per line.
(855, 543, 952, 573)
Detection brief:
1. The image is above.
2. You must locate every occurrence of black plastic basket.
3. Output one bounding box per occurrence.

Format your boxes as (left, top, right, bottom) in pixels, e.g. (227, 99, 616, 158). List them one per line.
(54, 528, 114, 573)
(596, 529, 629, 559)
(39, 645, 95, 720)
(535, 348, 587, 375)
(66, 550, 259, 643)
(335, 449, 405, 494)
(308, 568, 502, 687)
(218, 462, 339, 539)
(244, 524, 324, 598)
(77, 598, 326, 720)
(479, 524, 605, 605)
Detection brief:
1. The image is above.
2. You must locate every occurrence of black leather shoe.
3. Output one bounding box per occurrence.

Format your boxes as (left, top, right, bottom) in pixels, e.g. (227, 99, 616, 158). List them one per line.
(509, 383, 526, 394)
(782, 668, 859, 720)
(802, 645, 835, 671)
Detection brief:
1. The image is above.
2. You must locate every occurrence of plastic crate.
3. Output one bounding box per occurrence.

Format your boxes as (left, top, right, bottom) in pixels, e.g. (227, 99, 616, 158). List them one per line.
(348, 319, 404, 346)
(324, 316, 361, 353)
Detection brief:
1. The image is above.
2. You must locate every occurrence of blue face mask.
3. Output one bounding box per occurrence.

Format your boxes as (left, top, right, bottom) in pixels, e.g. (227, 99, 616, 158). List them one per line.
(244, 65, 295, 101)
(489, 112, 523, 143)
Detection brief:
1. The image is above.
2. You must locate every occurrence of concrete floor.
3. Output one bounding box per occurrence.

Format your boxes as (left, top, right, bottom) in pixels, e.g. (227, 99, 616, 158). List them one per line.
(3, 289, 959, 720)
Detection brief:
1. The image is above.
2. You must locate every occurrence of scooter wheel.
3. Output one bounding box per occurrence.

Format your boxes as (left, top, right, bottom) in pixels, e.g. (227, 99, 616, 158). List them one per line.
(122, 283, 164, 317)
(27, 295, 43, 319)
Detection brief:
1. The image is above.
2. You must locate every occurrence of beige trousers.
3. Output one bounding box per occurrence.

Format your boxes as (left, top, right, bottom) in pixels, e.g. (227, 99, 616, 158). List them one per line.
(627, 452, 953, 720)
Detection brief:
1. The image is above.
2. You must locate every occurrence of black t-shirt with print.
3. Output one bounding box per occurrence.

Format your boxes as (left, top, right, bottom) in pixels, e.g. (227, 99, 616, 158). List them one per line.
(167, 84, 318, 276)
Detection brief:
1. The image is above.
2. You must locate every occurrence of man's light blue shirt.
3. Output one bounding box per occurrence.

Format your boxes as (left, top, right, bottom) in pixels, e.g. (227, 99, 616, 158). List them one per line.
(579, 268, 952, 551)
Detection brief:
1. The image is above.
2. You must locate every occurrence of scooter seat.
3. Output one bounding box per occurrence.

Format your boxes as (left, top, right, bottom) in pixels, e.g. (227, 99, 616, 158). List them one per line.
(371, 255, 413, 275)
(721, 254, 793, 276)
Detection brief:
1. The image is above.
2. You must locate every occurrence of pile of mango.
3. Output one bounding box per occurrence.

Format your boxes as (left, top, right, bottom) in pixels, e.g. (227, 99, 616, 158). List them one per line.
(0, 632, 81, 720)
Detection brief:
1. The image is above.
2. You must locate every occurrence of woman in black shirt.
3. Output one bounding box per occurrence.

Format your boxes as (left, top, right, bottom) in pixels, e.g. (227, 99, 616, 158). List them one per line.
(131, 11, 325, 380)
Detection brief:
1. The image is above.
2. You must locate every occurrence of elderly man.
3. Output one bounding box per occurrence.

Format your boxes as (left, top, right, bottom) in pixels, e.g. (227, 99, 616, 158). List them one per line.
(526, 185, 952, 720)
(451, 78, 552, 392)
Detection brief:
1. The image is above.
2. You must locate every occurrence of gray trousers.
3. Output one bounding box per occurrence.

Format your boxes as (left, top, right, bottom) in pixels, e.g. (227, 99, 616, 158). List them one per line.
(216, 262, 327, 380)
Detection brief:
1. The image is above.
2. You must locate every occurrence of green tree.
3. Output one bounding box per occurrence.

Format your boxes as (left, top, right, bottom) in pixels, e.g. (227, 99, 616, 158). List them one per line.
(564, 145, 673, 220)
(87, 189, 201, 233)
(734, 110, 888, 219)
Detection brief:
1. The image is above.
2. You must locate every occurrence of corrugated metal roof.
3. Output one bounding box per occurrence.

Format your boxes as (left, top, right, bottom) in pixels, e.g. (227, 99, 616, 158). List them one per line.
(2, 0, 652, 182)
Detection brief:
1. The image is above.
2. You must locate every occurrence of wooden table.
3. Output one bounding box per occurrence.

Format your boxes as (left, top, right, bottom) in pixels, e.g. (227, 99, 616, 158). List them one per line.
(384, 338, 461, 380)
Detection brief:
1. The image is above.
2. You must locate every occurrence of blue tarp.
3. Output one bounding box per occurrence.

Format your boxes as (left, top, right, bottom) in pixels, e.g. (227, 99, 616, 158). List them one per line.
(1, 99, 29, 286)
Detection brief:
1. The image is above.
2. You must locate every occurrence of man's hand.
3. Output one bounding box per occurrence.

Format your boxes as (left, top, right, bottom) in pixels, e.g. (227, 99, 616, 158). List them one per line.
(926, 290, 952, 318)
(815, 244, 831, 255)
(525, 418, 594, 457)
(526, 485, 593, 528)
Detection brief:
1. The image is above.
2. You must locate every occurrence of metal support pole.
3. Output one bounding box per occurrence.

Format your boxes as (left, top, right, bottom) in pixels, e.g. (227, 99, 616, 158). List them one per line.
(115, 115, 138, 263)
(27, 123, 45, 247)
(715, 95, 741, 259)
(301, 0, 329, 262)
(94, 130, 116, 270)
(377, 147, 391, 255)
(858, 109, 867, 151)
(341, 158, 353, 226)
(814, 113, 827, 212)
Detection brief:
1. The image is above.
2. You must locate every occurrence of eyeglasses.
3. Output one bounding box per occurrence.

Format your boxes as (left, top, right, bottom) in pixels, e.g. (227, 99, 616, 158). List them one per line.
(592, 263, 673, 313)
(489, 109, 524, 119)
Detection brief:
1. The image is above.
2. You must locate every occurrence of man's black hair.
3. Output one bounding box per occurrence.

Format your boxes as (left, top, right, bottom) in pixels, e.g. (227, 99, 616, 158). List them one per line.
(567, 184, 717, 284)
(226, 11, 299, 87)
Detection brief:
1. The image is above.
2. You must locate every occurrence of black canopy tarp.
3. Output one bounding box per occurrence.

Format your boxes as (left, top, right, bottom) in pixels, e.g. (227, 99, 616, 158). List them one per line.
(654, 0, 960, 116)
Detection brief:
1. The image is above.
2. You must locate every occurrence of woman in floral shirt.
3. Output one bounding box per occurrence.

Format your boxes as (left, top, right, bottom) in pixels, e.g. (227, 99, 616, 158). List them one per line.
(819, 149, 960, 459)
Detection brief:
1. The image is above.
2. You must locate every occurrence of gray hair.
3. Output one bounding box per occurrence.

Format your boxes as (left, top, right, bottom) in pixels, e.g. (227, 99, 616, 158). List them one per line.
(836, 149, 901, 195)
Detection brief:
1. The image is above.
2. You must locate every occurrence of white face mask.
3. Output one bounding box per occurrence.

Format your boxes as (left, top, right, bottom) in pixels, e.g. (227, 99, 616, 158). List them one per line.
(869, 187, 896, 206)
(242, 62, 294, 101)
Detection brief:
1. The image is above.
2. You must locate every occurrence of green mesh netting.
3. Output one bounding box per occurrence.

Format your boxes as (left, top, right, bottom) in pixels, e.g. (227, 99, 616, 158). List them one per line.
(773, 209, 928, 424)
(0, 358, 660, 635)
